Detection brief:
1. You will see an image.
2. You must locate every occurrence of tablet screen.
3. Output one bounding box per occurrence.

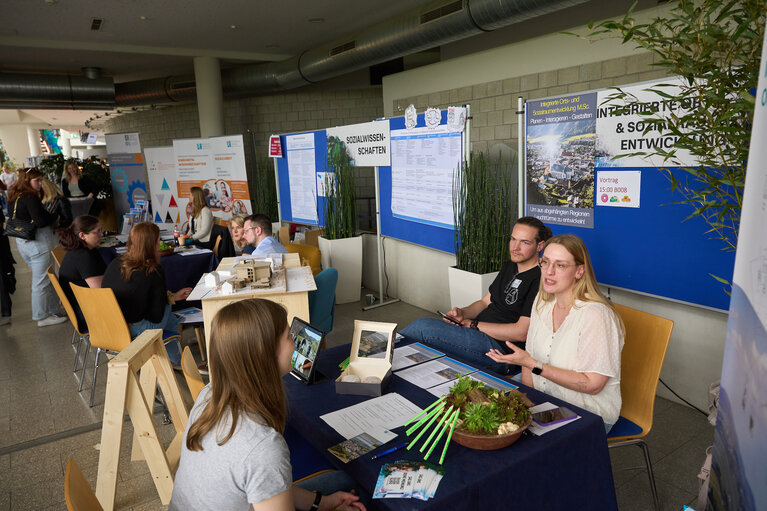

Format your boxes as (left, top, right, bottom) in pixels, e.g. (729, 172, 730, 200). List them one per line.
(289, 318, 324, 382)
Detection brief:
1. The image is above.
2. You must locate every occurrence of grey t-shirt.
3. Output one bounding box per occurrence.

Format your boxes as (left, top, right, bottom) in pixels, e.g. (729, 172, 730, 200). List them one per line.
(170, 385, 293, 510)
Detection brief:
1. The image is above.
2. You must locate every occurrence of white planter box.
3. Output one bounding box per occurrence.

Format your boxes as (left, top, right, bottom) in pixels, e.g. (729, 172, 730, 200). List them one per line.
(447, 266, 499, 309)
(318, 235, 363, 304)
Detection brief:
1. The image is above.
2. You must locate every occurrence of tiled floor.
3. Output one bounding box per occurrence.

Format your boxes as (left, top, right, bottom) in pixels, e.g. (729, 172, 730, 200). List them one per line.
(0, 246, 714, 510)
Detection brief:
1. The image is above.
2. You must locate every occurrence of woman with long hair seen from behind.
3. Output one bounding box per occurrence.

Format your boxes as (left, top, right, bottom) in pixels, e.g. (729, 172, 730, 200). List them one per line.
(101, 222, 191, 364)
(7, 168, 66, 327)
(486, 234, 624, 431)
(171, 299, 365, 511)
(41, 178, 73, 229)
(58, 215, 105, 331)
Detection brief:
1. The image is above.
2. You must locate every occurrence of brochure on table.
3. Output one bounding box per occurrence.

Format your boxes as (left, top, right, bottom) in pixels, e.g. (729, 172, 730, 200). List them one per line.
(320, 392, 422, 440)
(394, 357, 477, 389)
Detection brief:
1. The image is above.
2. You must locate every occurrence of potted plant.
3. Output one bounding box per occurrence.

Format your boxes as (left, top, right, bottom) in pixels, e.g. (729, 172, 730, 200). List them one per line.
(318, 140, 362, 304)
(448, 152, 513, 307)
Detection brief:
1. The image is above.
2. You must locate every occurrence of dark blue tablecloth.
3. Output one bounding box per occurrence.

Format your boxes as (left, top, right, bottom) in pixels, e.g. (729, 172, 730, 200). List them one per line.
(98, 247, 217, 292)
(283, 342, 618, 511)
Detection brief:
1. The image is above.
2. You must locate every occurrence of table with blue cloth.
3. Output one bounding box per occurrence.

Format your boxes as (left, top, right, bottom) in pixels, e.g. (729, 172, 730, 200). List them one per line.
(283, 340, 618, 511)
(98, 247, 217, 292)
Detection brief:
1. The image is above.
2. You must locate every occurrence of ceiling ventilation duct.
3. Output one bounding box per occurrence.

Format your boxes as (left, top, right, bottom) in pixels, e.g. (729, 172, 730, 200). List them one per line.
(0, 0, 587, 109)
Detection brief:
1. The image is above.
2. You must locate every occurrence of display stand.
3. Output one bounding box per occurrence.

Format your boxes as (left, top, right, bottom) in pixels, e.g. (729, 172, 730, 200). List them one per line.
(95, 329, 189, 511)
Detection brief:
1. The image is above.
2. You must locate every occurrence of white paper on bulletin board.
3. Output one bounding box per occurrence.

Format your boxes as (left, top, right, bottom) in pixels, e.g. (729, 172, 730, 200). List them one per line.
(595, 170, 641, 208)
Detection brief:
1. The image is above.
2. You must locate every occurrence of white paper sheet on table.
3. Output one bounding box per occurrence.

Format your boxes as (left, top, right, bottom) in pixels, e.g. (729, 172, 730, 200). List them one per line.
(391, 343, 444, 371)
(285, 266, 317, 292)
(177, 248, 212, 256)
(527, 402, 581, 436)
(394, 357, 477, 389)
(320, 393, 422, 440)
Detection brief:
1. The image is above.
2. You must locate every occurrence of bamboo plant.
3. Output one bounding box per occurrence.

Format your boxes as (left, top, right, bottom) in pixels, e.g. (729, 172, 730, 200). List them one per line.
(251, 153, 278, 219)
(453, 152, 513, 274)
(323, 137, 358, 240)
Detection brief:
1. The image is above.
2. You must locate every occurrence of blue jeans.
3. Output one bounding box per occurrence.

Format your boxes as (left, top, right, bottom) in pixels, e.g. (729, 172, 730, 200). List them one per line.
(15, 226, 60, 320)
(129, 304, 181, 365)
(400, 318, 513, 374)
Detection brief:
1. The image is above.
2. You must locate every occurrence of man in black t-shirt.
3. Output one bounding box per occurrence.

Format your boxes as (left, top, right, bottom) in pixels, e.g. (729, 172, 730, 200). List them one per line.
(400, 217, 551, 373)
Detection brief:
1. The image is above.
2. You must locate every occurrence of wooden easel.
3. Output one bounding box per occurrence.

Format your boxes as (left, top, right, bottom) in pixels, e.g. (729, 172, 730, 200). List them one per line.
(95, 329, 189, 511)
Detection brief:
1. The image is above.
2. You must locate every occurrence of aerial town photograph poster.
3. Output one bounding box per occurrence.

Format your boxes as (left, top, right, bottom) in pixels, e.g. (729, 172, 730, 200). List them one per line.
(526, 92, 597, 228)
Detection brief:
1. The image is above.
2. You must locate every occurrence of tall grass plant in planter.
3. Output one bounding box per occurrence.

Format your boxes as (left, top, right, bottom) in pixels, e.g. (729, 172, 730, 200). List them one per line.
(449, 152, 513, 308)
(318, 147, 362, 304)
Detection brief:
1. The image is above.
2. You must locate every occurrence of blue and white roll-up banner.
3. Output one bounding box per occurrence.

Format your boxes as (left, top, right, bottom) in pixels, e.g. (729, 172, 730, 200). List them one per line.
(106, 132, 146, 230)
(708, 22, 767, 511)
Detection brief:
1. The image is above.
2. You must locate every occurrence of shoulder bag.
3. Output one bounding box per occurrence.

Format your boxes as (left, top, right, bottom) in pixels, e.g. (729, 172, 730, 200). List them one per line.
(4, 200, 37, 240)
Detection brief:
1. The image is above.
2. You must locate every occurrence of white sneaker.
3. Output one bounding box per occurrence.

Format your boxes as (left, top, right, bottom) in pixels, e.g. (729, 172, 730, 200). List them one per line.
(0, 316, 10, 326)
(37, 315, 68, 327)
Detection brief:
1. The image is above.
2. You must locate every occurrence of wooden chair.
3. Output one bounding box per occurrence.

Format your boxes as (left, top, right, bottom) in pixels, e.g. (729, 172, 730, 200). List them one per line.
(279, 224, 290, 247)
(303, 229, 324, 247)
(70, 284, 133, 407)
(286, 243, 322, 276)
(65, 458, 103, 511)
(181, 346, 205, 401)
(52, 245, 66, 273)
(46, 267, 91, 390)
(212, 234, 222, 260)
(607, 303, 674, 511)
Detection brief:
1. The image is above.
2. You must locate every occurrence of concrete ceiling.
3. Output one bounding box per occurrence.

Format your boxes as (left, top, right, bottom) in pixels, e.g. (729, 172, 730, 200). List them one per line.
(0, 0, 431, 83)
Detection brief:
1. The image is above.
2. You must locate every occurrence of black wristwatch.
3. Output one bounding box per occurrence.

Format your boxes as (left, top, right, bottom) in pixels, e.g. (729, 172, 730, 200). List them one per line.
(469, 320, 479, 330)
(532, 360, 543, 375)
(310, 491, 323, 510)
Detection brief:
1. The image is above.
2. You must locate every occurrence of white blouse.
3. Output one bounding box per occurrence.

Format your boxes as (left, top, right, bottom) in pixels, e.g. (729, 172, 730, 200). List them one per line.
(527, 296, 624, 424)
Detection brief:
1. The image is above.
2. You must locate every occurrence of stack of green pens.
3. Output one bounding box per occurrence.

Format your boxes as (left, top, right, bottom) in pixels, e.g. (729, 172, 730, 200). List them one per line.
(403, 396, 460, 465)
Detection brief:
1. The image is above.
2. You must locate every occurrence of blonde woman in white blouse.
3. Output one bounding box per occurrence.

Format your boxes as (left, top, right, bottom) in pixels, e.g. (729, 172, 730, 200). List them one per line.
(486, 234, 624, 431)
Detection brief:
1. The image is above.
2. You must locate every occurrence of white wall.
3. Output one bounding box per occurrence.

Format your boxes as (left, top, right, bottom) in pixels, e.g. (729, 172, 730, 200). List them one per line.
(372, 2, 726, 411)
(0, 125, 35, 165)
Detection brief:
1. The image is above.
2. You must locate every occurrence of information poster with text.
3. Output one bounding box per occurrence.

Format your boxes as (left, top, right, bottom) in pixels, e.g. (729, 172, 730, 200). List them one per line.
(144, 146, 179, 227)
(285, 133, 319, 224)
(390, 125, 462, 229)
(106, 132, 146, 229)
(173, 135, 252, 226)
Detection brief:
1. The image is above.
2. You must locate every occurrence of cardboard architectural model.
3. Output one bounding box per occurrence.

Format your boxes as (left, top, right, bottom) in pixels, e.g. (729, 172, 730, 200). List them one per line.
(229, 259, 272, 290)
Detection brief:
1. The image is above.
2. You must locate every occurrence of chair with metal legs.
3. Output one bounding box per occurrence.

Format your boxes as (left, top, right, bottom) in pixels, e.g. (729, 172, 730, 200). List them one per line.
(46, 266, 90, 391)
(70, 284, 132, 407)
(607, 303, 674, 511)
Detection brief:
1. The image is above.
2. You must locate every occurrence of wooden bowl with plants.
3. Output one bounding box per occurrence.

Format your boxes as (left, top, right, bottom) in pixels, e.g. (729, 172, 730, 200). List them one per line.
(158, 240, 175, 257)
(445, 376, 533, 451)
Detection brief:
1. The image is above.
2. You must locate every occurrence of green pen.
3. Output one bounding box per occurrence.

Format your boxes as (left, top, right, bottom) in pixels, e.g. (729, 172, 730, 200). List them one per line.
(407, 405, 446, 450)
(404, 395, 446, 427)
(438, 409, 460, 465)
(406, 402, 444, 436)
(424, 409, 458, 460)
(419, 405, 454, 453)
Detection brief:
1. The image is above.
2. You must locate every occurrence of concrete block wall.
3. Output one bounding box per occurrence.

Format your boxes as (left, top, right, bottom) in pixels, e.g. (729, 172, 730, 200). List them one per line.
(392, 53, 668, 156)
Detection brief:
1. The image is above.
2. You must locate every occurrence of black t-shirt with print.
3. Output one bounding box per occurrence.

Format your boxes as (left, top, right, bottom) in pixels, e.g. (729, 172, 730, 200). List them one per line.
(476, 260, 541, 327)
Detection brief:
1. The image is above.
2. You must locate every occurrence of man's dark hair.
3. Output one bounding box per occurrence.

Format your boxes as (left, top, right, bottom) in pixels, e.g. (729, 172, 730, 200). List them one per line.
(514, 216, 552, 243)
(245, 213, 273, 235)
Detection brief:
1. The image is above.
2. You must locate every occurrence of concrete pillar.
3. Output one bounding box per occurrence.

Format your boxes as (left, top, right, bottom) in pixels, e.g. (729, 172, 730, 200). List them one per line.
(27, 126, 41, 157)
(59, 130, 72, 158)
(193, 56, 225, 138)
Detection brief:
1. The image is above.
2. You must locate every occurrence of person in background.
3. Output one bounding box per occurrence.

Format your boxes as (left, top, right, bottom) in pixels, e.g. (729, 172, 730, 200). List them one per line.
(170, 299, 365, 511)
(187, 186, 213, 244)
(228, 214, 247, 255)
(486, 234, 624, 431)
(1, 164, 18, 213)
(57, 215, 106, 331)
(7, 168, 66, 327)
(0, 206, 15, 326)
(41, 178, 73, 229)
(61, 160, 94, 199)
(400, 216, 551, 373)
(102, 222, 192, 365)
(242, 213, 287, 256)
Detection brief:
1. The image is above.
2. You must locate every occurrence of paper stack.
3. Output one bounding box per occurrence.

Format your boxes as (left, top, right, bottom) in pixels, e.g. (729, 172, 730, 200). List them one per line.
(372, 460, 444, 500)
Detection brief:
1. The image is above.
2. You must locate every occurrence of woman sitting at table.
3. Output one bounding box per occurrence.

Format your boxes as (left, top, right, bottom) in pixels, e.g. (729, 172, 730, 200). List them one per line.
(228, 214, 247, 255)
(58, 215, 106, 329)
(486, 234, 624, 431)
(102, 222, 192, 364)
(187, 186, 213, 244)
(61, 160, 94, 199)
(171, 299, 364, 511)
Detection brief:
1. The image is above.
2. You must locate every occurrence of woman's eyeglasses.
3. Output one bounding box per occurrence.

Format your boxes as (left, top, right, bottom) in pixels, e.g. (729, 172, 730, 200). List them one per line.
(538, 258, 577, 273)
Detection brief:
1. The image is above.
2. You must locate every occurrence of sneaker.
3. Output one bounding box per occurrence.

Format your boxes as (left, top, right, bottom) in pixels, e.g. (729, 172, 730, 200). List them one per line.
(0, 316, 10, 326)
(37, 315, 68, 327)
(197, 363, 209, 376)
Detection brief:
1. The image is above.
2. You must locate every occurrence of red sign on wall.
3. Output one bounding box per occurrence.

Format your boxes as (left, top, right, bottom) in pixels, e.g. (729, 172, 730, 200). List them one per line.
(269, 135, 282, 158)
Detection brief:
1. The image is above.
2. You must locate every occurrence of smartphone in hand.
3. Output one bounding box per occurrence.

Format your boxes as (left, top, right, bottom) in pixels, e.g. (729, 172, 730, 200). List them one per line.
(437, 310, 462, 325)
